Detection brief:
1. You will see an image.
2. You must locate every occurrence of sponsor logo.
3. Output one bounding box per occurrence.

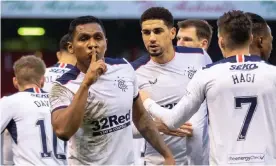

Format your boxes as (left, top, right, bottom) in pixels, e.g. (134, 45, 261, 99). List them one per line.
(149, 78, 157, 85)
(228, 153, 265, 164)
(229, 64, 258, 71)
(91, 110, 131, 136)
(161, 103, 177, 109)
(49, 68, 68, 74)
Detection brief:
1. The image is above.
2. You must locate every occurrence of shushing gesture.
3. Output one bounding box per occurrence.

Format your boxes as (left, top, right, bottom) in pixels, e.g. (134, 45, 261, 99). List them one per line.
(83, 50, 107, 87)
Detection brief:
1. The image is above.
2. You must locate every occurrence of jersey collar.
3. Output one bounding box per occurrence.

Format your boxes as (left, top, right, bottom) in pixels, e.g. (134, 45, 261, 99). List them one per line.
(24, 88, 47, 93)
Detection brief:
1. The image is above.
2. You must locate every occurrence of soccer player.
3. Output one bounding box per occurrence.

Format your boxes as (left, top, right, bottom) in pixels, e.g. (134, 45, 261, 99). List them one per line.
(49, 16, 174, 165)
(245, 12, 273, 61)
(0, 55, 67, 165)
(141, 10, 276, 165)
(131, 7, 212, 165)
(176, 19, 213, 51)
(43, 34, 77, 92)
(176, 19, 213, 165)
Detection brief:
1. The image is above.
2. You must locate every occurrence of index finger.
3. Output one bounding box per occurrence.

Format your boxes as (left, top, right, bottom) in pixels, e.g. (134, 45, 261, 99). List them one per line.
(91, 50, 97, 63)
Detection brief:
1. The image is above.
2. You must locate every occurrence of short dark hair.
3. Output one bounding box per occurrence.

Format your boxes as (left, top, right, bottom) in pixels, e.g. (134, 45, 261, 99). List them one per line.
(68, 15, 106, 40)
(140, 7, 174, 28)
(245, 12, 268, 36)
(217, 10, 252, 50)
(177, 19, 213, 46)
(59, 34, 70, 52)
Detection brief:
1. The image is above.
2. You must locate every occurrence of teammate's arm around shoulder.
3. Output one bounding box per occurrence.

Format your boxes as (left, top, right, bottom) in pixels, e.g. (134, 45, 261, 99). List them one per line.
(50, 53, 107, 141)
(131, 75, 175, 165)
(141, 69, 206, 129)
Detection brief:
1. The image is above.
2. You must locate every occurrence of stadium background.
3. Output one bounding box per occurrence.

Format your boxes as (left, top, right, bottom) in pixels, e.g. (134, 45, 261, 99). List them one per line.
(2, 1, 276, 97)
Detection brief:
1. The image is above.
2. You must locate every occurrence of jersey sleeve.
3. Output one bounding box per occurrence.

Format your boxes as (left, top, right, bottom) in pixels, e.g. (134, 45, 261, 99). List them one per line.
(143, 69, 206, 129)
(203, 49, 213, 65)
(0, 97, 15, 132)
(49, 83, 74, 113)
(133, 74, 139, 101)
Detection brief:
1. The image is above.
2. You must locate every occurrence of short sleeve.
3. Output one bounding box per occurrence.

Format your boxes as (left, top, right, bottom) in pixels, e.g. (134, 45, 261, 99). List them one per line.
(49, 83, 74, 113)
(0, 97, 15, 132)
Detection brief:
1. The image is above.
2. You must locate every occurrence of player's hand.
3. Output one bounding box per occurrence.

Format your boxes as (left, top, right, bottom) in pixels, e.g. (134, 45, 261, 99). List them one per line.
(163, 155, 175, 165)
(155, 118, 193, 137)
(179, 122, 193, 137)
(83, 51, 107, 87)
(139, 89, 150, 102)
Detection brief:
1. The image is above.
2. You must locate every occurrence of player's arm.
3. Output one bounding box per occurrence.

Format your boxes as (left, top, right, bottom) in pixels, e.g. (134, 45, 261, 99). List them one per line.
(0, 98, 14, 133)
(141, 70, 206, 129)
(50, 53, 106, 141)
(131, 74, 174, 165)
(132, 96, 175, 164)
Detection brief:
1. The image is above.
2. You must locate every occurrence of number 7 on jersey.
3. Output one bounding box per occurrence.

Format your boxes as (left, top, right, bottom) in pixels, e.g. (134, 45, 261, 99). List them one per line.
(235, 96, 257, 141)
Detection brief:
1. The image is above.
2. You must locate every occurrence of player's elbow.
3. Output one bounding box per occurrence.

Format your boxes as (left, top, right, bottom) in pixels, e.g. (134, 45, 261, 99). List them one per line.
(54, 128, 71, 141)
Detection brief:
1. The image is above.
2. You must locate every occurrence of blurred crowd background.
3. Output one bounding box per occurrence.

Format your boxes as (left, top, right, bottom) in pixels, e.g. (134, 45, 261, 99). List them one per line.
(2, 1, 276, 96)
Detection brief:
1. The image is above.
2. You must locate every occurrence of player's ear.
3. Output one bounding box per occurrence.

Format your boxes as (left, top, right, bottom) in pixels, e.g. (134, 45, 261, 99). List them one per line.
(56, 51, 61, 61)
(40, 76, 45, 88)
(67, 42, 74, 54)
(170, 27, 176, 40)
(13, 77, 19, 90)
(257, 36, 263, 49)
(201, 39, 209, 50)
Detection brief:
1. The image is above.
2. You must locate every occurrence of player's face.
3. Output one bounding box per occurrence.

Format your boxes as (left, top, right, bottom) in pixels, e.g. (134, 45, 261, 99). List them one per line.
(177, 27, 208, 50)
(68, 23, 107, 70)
(141, 20, 176, 57)
(261, 25, 273, 61)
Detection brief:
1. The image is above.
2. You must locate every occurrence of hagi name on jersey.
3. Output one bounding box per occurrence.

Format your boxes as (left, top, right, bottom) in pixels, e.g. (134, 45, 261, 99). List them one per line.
(91, 110, 131, 136)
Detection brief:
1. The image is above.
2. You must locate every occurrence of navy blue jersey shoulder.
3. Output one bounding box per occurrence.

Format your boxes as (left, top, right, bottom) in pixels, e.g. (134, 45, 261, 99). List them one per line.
(203, 55, 263, 70)
(56, 66, 80, 85)
(130, 55, 150, 70)
(105, 57, 127, 65)
(52, 63, 75, 69)
(174, 46, 204, 54)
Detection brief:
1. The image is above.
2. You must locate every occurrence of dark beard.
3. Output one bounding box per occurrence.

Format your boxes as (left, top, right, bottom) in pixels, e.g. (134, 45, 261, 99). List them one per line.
(150, 52, 162, 57)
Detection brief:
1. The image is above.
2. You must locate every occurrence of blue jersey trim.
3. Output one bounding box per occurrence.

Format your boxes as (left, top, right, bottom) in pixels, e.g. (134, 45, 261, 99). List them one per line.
(174, 46, 204, 54)
(53, 63, 75, 70)
(105, 57, 127, 65)
(6, 119, 17, 144)
(56, 66, 80, 85)
(203, 55, 262, 69)
(130, 55, 150, 70)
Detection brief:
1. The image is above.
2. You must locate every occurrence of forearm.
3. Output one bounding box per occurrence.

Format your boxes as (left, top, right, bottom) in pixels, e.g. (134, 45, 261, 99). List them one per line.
(133, 97, 172, 159)
(143, 96, 202, 129)
(52, 84, 89, 140)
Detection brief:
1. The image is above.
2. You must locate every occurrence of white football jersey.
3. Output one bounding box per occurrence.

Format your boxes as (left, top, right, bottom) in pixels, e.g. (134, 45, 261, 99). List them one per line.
(0, 88, 67, 165)
(144, 54, 276, 165)
(1, 130, 14, 165)
(43, 63, 75, 92)
(132, 46, 212, 165)
(49, 58, 138, 165)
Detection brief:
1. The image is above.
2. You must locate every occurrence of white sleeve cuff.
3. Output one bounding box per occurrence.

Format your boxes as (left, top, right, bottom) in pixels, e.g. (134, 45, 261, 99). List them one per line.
(143, 98, 156, 112)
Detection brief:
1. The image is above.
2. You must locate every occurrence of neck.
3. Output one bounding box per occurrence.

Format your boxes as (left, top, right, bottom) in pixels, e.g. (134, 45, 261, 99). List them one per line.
(249, 45, 261, 57)
(223, 47, 250, 58)
(76, 62, 88, 73)
(19, 84, 40, 92)
(58, 56, 77, 65)
(151, 45, 175, 64)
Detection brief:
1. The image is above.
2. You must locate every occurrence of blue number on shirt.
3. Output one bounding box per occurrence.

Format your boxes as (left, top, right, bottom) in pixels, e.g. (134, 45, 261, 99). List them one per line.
(36, 119, 67, 159)
(36, 120, 52, 158)
(235, 96, 257, 141)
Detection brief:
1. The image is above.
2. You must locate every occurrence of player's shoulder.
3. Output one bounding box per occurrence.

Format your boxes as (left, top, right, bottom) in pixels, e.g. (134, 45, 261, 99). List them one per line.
(55, 66, 81, 85)
(105, 57, 136, 73)
(1, 88, 48, 104)
(130, 55, 151, 70)
(203, 55, 264, 70)
(174, 46, 204, 55)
